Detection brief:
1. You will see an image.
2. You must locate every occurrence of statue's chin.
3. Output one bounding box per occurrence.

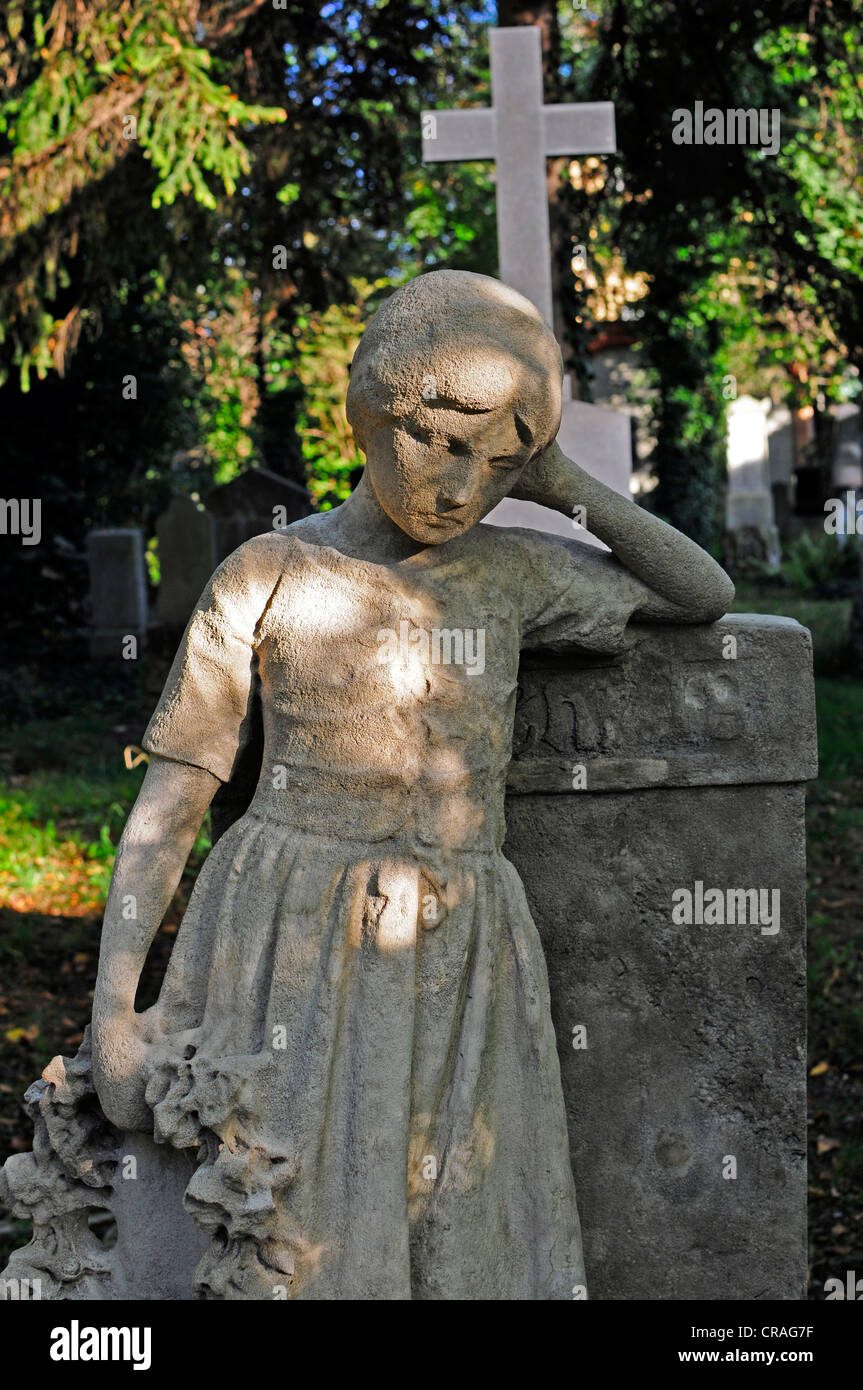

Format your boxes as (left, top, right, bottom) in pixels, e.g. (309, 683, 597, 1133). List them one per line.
(379, 503, 467, 546)
(402, 517, 468, 545)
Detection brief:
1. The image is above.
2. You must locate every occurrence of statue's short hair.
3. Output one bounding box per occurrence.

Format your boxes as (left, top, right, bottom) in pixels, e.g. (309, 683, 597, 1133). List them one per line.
(346, 270, 563, 454)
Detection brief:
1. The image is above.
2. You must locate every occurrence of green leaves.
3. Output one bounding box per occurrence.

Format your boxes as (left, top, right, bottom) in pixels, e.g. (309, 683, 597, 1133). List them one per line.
(0, 1, 286, 384)
(563, 0, 863, 545)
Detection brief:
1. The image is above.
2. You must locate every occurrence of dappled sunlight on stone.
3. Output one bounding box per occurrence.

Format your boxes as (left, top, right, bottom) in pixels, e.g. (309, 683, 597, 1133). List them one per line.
(274, 568, 366, 637)
(407, 1109, 496, 1198)
(378, 639, 430, 703)
(370, 866, 419, 952)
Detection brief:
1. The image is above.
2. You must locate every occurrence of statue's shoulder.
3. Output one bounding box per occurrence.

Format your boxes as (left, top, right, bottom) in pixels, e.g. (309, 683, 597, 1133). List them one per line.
(208, 529, 305, 617)
(474, 521, 568, 568)
(276, 511, 341, 549)
(476, 522, 605, 569)
(218, 527, 299, 574)
(472, 524, 615, 609)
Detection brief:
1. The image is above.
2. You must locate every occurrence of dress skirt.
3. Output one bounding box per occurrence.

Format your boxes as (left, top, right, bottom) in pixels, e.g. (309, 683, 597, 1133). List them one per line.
(142, 810, 585, 1300)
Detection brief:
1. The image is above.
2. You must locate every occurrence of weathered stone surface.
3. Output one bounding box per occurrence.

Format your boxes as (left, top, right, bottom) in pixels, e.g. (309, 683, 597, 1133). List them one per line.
(507, 613, 817, 794)
(504, 614, 814, 1300)
(110, 1135, 207, 1300)
(0, 1032, 119, 1300)
(0, 1035, 208, 1302)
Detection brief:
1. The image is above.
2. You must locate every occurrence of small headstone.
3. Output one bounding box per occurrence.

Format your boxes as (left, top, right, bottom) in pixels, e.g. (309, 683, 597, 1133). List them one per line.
(833, 400, 861, 451)
(833, 439, 863, 491)
(155, 496, 216, 627)
(831, 441, 862, 548)
(726, 395, 780, 568)
(766, 404, 793, 537)
(205, 467, 310, 564)
(86, 528, 148, 661)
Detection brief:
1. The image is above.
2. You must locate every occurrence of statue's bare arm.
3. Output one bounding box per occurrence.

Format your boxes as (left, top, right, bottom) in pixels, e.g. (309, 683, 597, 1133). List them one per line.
(91, 754, 220, 1131)
(512, 439, 735, 623)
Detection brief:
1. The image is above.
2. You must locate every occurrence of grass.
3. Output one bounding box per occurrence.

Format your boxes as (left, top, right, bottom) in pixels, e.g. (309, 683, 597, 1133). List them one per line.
(0, 663, 211, 1265)
(732, 580, 863, 1294)
(731, 580, 852, 675)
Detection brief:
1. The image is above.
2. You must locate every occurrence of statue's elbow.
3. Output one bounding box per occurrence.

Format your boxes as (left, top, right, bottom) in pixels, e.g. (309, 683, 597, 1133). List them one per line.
(698, 571, 736, 623)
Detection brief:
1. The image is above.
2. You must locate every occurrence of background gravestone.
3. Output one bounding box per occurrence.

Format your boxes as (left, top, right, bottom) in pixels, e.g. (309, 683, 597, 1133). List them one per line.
(86, 528, 148, 661)
(155, 495, 216, 628)
(766, 403, 794, 539)
(204, 467, 310, 564)
(504, 612, 815, 1299)
(725, 395, 780, 570)
(832, 440, 863, 548)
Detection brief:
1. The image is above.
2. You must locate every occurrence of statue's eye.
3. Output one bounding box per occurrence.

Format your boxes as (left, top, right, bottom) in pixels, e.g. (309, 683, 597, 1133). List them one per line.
(448, 439, 470, 457)
(404, 423, 431, 444)
(489, 455, 519, 470)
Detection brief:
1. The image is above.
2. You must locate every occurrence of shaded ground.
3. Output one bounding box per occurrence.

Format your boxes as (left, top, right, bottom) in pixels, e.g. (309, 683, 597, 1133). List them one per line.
(801, 677, 863, 1298)
(731, 583, 863, 1297)
(0, 595, 861, 1293)
(0, 648, 207, 1258)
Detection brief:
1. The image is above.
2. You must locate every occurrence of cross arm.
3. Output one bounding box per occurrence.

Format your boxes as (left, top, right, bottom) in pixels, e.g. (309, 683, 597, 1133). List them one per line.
(421, 108, 496, 163)
(543, 102, 616, 156)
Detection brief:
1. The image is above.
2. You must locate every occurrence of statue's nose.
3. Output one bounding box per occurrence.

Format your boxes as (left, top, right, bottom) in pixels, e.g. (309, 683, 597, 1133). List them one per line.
(437, 477, 473, 510)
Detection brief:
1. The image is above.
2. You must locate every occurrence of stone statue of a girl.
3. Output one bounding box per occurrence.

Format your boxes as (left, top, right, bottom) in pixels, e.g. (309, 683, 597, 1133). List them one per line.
(1, 271, 733, 1300)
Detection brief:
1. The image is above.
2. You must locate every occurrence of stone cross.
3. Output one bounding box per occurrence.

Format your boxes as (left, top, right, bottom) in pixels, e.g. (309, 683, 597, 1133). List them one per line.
(421, 25, 615, 338)
(421, 25, 630, 532)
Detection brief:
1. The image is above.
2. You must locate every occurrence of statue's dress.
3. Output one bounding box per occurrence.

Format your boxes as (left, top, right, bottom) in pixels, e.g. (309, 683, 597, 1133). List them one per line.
(136, 521, 648, 1300)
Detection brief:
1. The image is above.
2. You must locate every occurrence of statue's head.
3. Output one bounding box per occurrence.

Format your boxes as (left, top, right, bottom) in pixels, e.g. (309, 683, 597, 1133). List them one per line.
(346, 270, 563, 544)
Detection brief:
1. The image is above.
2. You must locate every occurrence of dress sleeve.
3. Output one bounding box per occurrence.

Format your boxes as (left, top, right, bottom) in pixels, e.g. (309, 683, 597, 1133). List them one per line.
(517, 530, 651, 655)
(141, 533, 286, 783)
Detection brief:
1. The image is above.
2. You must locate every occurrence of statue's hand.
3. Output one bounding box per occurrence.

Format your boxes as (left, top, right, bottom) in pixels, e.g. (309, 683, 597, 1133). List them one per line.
(508, 438, 585, 516)
(91, 998, 156, 1133)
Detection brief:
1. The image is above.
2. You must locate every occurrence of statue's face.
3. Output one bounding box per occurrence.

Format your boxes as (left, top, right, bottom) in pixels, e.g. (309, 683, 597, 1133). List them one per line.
(360, 400, 536, 545)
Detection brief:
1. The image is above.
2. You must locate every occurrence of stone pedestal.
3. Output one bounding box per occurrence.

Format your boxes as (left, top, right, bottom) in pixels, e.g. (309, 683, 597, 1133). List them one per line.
(504, 613, 816, 1300)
